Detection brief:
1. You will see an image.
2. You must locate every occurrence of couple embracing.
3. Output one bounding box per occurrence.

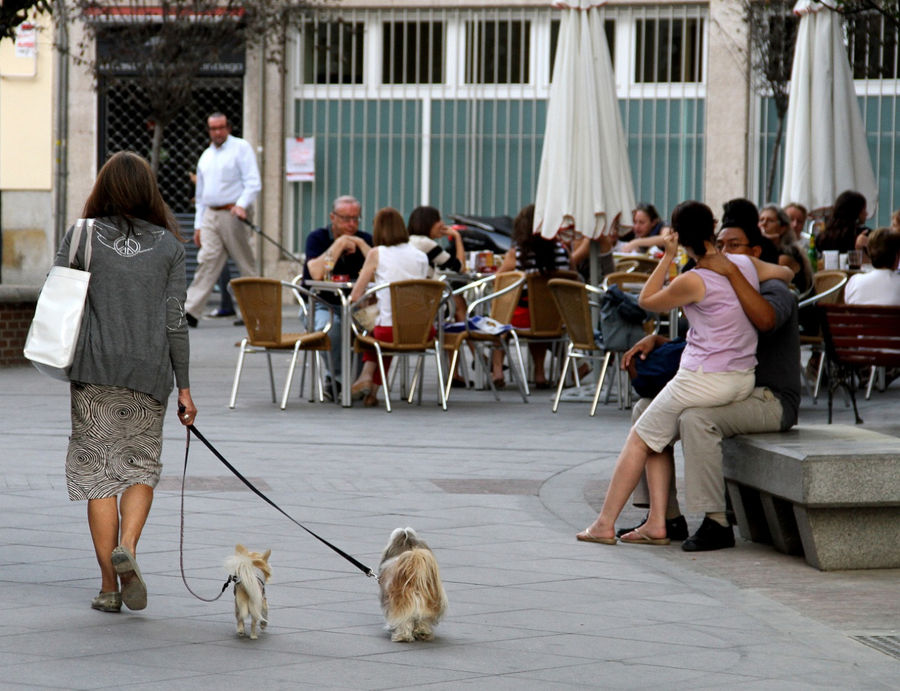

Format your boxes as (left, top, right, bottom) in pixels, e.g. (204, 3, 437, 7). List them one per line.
(578, 199, 801, 551)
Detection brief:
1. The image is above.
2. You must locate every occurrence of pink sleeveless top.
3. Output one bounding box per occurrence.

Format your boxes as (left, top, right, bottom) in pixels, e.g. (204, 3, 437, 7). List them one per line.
(680, 253, 759, 373)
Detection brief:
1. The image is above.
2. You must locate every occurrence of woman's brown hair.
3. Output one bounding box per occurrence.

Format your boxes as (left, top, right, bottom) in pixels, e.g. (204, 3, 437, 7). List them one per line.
(372, 207, 408, 246)
(82, 151, 180, 238)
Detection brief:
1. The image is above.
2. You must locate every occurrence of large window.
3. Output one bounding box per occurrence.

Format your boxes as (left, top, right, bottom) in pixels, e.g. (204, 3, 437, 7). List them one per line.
(847, 11, 899, 79)
(302, 21, 364, 85)
(549, 18, 616, 79)
(465, 20, 530, 84)
(635, 18, 704, 83)
(382, 21, 444, 84)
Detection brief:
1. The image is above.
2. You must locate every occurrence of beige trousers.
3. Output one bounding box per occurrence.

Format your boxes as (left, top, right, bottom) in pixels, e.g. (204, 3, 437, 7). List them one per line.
(185, 208, 256, 318)
(631, 386, 784, 513)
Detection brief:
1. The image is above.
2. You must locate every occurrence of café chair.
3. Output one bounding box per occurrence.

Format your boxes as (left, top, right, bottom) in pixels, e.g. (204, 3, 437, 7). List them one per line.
(443, 271, 528, 403)
(613, 254, 659, 274)
(614, 258, 639, 273)
(351, 279, 449, 413)
(229, 277, 336, 410)
(820, 303, 900, 424)
(797, 270, 848, 402)
(548, 278, 613, 416)
(513, 270, 581, 387)
(602, 271, 653, 291)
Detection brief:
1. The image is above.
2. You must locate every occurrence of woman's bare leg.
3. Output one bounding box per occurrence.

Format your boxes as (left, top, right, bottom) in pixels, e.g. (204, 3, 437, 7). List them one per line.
(87, 497, 119, 592)
(581, 429, 654, 539)
(118, 483, 153, 556)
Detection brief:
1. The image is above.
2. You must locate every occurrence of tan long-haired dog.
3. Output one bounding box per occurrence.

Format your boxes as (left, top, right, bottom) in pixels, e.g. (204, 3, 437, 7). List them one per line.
(378, 527, 448, 642)
(224, 544, 272, 640)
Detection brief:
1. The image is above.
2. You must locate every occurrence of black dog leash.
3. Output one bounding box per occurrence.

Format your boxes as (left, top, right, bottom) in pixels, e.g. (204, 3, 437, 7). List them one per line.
(179, 423, 376, 583)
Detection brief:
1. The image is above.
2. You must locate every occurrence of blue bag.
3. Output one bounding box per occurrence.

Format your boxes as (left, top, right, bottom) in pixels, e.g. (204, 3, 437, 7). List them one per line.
(631, 338, 686, 398)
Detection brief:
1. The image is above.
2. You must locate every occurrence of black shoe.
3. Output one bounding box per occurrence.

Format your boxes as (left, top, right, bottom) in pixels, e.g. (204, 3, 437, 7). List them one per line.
(681, 517, 735, 552)
(323, 378, 341, 402)
(185, 313, 198, 328)
(233, 319, 245, 327)
(616, 514, 689, 541)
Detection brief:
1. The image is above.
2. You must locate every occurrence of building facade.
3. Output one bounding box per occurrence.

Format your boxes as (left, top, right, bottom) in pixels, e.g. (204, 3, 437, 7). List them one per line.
(2, 1, 897, 284)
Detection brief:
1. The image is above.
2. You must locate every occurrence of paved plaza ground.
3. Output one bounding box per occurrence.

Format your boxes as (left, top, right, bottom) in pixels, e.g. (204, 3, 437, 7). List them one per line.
(1, 314, 898, 689)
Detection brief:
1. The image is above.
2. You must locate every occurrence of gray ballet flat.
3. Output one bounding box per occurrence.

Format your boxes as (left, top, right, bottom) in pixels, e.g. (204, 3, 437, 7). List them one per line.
(91, 591, 122, 613)
(111, 546, 147, 611)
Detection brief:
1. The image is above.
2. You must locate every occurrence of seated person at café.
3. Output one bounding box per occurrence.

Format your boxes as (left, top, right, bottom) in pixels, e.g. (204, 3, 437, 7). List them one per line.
(758, 204, 813, 295)
(407, 206, 465, 277)
(617, 203, 666, 253)
(349, 208, 429, 407)
(844, 226, 900, 306)
(494, 203, 577, 389)
(817, 189, 870, 252)
(303, 195, 373, 397)
(409, 205, 469, 386)
(784, 202, 808, 238)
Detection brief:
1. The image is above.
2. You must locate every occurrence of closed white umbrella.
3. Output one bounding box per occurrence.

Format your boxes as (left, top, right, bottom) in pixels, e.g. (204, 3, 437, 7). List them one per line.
(534, 1, 635, 240)
(779, 0, 878, 214)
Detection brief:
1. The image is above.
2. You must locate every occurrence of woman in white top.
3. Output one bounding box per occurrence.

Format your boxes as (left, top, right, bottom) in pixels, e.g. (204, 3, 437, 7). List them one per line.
(350, 208, 429, 406)
(844, 226, 900, 305)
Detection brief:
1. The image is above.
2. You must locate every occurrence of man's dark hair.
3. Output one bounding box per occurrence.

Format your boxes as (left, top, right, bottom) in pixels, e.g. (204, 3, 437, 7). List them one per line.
(721, 197, 779, 263)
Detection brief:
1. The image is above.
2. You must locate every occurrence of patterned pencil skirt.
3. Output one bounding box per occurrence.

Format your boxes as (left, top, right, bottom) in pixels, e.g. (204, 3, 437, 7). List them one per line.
(66, 382, 165, 501)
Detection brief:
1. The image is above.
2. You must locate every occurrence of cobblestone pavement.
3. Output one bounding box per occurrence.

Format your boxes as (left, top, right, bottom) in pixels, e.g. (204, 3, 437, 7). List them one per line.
(1, 314, 897, 689)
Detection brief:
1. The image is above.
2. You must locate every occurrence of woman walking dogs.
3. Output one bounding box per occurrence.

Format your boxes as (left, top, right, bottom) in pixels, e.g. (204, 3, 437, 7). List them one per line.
(57, 151, 197, 613)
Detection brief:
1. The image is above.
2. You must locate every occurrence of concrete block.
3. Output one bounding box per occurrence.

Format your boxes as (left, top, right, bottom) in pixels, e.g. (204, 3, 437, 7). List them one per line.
(794, 506, 900, 570)
(759, 491, 803, 556)
(723, 424, 900, 570)
(726, 480, 771, 544)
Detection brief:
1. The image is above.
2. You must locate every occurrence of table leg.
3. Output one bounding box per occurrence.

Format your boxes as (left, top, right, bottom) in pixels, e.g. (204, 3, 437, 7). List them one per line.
(341, 301, 352, 407)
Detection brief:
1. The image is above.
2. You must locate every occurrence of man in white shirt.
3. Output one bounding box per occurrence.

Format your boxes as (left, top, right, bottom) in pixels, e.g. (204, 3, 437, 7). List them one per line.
(185, 112, 262, 326)
(844, 227, 900, 306)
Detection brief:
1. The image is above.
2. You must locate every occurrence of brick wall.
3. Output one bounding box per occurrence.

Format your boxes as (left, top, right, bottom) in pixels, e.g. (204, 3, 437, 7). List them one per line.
(0, 287, 40, 367)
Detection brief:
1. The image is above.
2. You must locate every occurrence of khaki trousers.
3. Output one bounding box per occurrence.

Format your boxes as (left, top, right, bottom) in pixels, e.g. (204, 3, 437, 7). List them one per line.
(185, 208, 256, 318)
(631, 387, 783, 513)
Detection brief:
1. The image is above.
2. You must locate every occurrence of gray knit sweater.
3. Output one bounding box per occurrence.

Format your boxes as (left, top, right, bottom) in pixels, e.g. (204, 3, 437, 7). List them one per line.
(55, 216, 190, 404)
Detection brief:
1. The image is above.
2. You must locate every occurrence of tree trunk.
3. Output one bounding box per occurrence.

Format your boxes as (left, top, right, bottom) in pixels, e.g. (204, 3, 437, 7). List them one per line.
(766, 116, 785, 203)
(150, 121, 164, 176)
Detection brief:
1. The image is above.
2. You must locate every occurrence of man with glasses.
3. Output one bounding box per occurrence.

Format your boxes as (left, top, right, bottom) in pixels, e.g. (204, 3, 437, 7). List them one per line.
(620, 198, 800, 551)
(185, 112, 261, 327)
(303, 195, 373, 397)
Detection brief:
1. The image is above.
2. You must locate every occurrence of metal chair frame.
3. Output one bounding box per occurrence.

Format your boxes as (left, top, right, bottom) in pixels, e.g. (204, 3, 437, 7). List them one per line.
(444, 271, 529, 403)
(797, 270, 848, 402)
(351, 279, 450, 413)
(229, 278, 336, 410)
(548, 278, 615, 416)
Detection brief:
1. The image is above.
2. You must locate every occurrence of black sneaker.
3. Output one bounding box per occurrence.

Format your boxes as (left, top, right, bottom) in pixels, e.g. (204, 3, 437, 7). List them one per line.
(681, 516, 735, 552)
(185, 313, 198, 328)
(323, 378, 341, 402)
(616, 514, 689, 541)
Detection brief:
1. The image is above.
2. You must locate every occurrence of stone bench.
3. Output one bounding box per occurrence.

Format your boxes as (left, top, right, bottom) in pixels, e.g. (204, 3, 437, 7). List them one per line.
(723, 424, 900, 570)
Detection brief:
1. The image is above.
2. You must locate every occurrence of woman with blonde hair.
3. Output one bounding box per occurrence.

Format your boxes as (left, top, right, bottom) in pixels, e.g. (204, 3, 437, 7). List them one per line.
(349, 208, 429, 406)
(58, 151, 196, 614)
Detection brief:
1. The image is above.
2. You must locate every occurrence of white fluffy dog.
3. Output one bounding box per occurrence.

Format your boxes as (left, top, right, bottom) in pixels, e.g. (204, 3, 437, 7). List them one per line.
(224, 544, 272, 640)
(378, 527, 448, 642)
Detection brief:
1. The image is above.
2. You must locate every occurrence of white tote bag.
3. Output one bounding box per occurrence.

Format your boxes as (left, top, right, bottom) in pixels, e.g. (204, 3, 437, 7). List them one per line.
(23, 219, 94, 381)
